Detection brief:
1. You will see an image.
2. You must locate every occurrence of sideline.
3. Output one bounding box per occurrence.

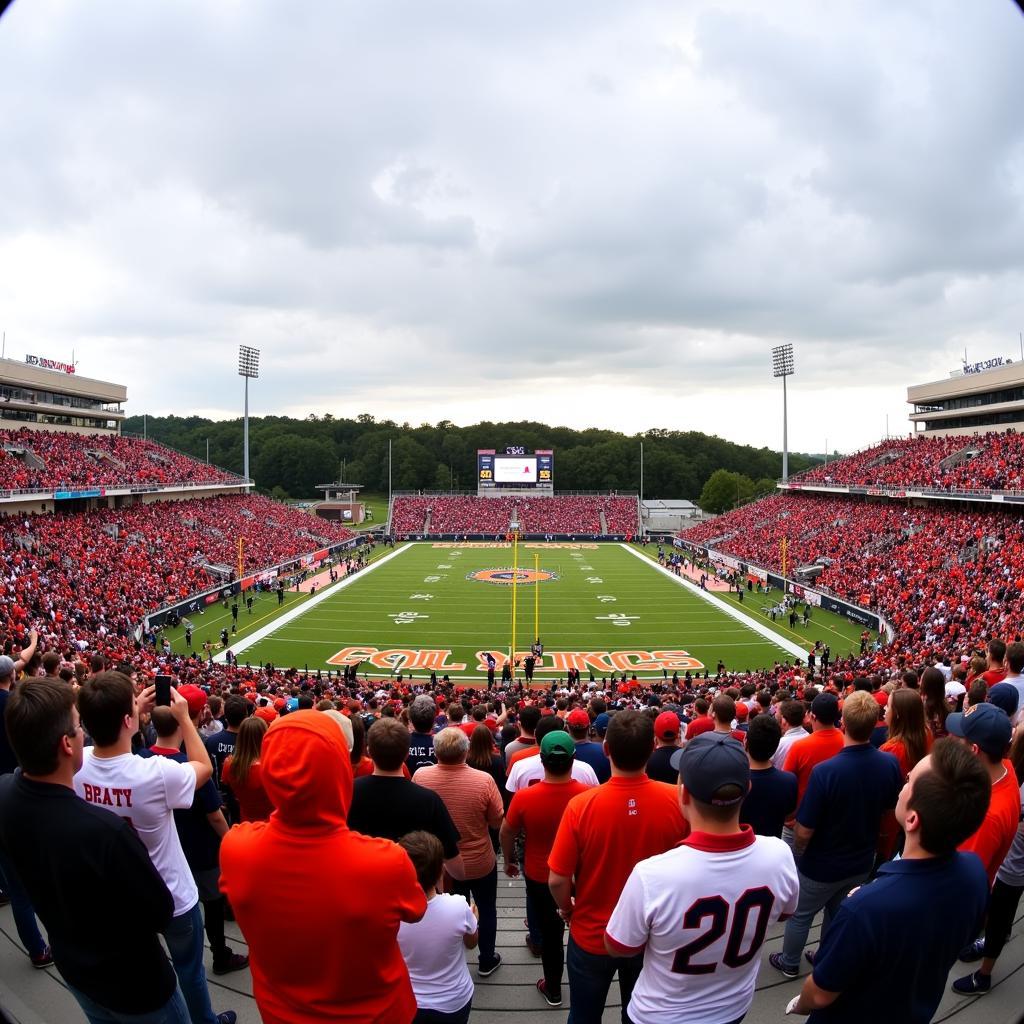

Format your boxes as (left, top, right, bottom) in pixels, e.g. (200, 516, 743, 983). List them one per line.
(619, 544, 807, 662)
(213, 544, 413, 664)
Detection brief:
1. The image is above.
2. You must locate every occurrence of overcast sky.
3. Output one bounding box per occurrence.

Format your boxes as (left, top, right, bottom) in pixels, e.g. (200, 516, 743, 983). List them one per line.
(1, 0, 1022, 454)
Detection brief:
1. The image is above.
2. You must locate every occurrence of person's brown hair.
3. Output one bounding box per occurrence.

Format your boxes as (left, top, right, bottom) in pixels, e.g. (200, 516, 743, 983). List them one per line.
(227, 716, 268, 786)
(919, 667, 948, 733)
(779, 699, 806, 728)
(467, 724, 497, 771)
(712, 694, 736, 725)
(605, 709, 654, 772)
(887, 689, 928, 770)
(908, 738, 990, 856)
(367, 718, 410, 772)
(398, 831, 444, 892)
(5, 678, 75, 775)
(77, 671, 134, 747)
(150, 706, 178, 740)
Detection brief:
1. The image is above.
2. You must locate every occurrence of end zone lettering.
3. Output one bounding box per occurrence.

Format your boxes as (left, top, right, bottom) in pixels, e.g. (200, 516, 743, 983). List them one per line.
(478, 650, 704, 673)
(327, 646, 467, 672)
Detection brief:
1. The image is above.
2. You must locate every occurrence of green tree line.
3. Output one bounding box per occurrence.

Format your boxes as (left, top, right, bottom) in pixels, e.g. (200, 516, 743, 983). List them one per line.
(123, 413, 818, 505)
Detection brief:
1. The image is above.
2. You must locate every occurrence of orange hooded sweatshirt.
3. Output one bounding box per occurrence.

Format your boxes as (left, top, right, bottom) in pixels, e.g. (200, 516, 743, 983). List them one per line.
(220, 710, 426, 1024)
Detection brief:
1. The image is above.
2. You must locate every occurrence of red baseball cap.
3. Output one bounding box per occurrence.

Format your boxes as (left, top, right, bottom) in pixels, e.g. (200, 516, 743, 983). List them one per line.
(873, 690, 889, 709)
(734, 703, 749, 720)
(255, 705, 278, 724)
(177, 684, 207, 719)
(654, 711, 680, 740)
(566, 709, 591, 729)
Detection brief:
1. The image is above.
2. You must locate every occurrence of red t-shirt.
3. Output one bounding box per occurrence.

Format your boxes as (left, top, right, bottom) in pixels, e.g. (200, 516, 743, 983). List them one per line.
(506, 779, 588, 882)
(960, 760, 1021, 885)
(506, 744, 541, 774)
(223, 759, 276, 823)
(548, 776, 688, 955)
(981, 668, 1008, 688)
(685, 716, 714, 741)
(783, 728, 844, 808)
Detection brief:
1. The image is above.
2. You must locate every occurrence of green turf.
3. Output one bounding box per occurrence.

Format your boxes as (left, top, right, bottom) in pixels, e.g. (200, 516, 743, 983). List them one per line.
(229, 542, 814, 680)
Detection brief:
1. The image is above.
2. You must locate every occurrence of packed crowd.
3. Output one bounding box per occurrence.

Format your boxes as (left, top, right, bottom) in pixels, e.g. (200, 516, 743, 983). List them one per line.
(0, 495, 354, 680)
(0, 636, 1019, 1024)
(0, 429, 242, 490)
(680, 491, 1024, 660)
(390, 494, 638, 537)
(795, 432, 1024, 493)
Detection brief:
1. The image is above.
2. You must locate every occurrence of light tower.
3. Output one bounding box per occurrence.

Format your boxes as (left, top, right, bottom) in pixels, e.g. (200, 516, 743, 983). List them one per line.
(238, 345, 260, 483)
(771, 344, 795, 482)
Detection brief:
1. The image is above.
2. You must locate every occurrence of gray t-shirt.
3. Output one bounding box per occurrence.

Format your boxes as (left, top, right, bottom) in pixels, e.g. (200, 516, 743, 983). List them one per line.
(996, 783, 1024, 887)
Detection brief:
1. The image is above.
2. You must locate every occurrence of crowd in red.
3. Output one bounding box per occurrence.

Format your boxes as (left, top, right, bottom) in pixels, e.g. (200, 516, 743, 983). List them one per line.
(796, 432, 1024, 493)
(390, 495, 637, 536)
(681, 490, 1024, 659)
(0, 495, 354, 676)
(0, 428, 242, 490)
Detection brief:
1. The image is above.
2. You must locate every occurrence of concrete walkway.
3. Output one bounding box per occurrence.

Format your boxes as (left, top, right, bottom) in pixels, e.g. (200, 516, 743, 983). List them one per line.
(1, 858, 1022, 1024)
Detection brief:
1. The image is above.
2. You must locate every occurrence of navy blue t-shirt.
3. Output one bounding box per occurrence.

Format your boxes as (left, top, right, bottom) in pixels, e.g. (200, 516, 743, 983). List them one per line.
(740, 766, 798, 838)
(574, 741, 611, 784)
(0, 689, 17, 775)
(797, 743, 902, 883)
(809, 853, 989, 1023)
(406, 732, 436, 775)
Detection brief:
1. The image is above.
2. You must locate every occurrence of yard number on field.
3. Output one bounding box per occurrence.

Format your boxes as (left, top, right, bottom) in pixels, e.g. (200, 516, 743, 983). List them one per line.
(389, 611, 430, 625)
(595, 613, 638, 627)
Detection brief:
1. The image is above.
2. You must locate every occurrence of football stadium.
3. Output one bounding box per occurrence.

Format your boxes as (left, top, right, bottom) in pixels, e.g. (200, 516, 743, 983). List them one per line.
(3, 4, 1024, 1024)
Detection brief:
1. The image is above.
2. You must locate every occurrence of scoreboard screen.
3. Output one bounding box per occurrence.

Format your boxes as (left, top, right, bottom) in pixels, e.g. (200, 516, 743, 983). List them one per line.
(478, 449, 553, 489)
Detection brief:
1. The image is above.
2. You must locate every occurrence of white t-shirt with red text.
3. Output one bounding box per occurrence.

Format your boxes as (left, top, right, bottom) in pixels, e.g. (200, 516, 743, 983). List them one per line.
(74, 749, 198, 916)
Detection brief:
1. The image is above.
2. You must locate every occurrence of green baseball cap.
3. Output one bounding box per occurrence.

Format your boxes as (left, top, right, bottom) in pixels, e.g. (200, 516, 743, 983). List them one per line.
(540, 731, 576, 760)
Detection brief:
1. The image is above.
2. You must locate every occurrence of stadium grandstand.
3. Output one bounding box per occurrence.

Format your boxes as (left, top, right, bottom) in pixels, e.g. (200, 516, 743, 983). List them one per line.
(2, 411, 1023, 1024)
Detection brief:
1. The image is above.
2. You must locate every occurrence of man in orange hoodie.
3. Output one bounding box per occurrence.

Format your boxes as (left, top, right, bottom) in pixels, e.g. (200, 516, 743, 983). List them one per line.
(220, 710, 427, 1024)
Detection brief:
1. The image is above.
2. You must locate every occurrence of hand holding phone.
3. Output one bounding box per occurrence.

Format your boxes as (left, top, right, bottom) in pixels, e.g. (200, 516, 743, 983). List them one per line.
(155, 675, 174, 707)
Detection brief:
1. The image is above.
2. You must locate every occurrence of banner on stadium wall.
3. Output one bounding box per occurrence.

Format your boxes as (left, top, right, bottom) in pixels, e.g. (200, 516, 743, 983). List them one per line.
(819, 594, 878, 630)
(146, 582, 241, 630)
(747, 565, 768, 583)
(55, 488, 105, 500)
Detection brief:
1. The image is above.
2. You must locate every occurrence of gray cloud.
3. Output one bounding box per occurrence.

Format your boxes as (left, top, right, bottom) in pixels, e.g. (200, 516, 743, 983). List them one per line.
(0, 0, 1022, 451)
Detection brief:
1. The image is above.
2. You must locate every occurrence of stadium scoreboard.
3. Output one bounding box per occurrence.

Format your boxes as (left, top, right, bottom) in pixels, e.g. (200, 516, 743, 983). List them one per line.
(477, 448, 553, 492)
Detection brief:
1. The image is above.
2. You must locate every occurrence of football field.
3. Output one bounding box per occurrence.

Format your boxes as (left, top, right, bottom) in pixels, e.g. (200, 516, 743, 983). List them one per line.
(221, 542, 815, 682)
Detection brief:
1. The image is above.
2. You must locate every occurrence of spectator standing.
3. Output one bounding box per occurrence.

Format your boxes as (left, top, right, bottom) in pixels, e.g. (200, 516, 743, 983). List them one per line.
(770, 691, 902, 978)
(548, 710, 688, 1024)
(1001, 641, 1024, 726)
(503, 705, 541, 765)
(784, 739, 991, 1022)
(204, 694, 248, 821)
(606, 734, 798, 1024)
(142, 707, 248, 977)
(566, 708, 611, 783)
(949, 702, 1020, 886)
(781, 693, 844, 845)
(645, 711, 681, 784)
(0, 653, 51, 967)
(741, 713, 798, 838)
(397, 832, 479, 1024)
(954, 729, 1024, 993)
(981, 639, 1008, 687)
(501, 732, 588, 1008)
(506, 717, 599, 792)
(222, 717, 274, 823)
(407, 694, 439, 774)
(415, 728, 505, 977)
(348, 718, 464, 878)
(74, 672, 235, 1024)
(772, 699, 809, 769)
(221, 710, 426, 1024)
(0, 679, 188, 1024)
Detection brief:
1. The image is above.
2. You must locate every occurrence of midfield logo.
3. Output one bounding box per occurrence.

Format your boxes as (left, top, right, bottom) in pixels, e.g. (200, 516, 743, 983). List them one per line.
(468, 568, 559, 585)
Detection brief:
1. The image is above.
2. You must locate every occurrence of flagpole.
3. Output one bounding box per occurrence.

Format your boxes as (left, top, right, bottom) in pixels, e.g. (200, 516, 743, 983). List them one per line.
(510, 532, 519, 676)
(534, 552, 540, 642)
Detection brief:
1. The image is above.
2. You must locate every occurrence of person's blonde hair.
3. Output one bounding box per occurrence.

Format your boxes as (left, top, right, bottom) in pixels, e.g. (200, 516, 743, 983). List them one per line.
(842, 690, 879, 742)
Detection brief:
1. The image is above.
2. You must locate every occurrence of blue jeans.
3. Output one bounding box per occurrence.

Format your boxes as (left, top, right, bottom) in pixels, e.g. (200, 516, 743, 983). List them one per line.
(566, 933, 643, 1024)
(780, 869, 868, 970)
(67, 983, 190, 1024)
(451, 866, 498, 967)
(0, 846, 46, 958)
(164, 903, 219, 1024)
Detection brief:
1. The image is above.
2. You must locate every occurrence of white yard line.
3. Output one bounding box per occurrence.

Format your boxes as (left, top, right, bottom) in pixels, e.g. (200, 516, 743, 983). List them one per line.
(619, 544, 807, 661)
(213, 544, 414, 664)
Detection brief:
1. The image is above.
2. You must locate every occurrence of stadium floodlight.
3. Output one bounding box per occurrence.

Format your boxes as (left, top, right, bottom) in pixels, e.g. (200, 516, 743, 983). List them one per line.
(771, 344, 795, 482)
(238, 346, 260, 484)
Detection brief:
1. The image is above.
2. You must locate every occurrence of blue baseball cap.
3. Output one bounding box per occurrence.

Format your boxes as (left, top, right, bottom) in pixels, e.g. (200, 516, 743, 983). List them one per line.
(670, 733, 749, 806)
(987, 683, 1019, 719)
(947, 702, 1012, 760)
(593, 712, 610, 735)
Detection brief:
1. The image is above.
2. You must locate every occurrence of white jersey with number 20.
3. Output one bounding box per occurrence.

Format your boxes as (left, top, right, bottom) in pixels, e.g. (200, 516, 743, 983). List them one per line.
(606, 828, 799, 1024)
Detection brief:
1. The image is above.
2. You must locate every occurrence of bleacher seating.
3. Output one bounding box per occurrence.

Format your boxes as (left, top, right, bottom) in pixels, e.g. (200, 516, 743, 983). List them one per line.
(0, 428, 242, 491)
